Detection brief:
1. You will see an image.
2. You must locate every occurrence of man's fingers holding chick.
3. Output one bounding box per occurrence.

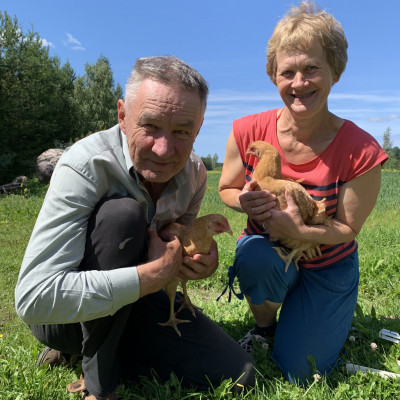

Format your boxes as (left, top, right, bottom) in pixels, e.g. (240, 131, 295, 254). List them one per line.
(138, 229, 183, 298)
(146, 229, 182, 278)
(180, 240, 219, 281)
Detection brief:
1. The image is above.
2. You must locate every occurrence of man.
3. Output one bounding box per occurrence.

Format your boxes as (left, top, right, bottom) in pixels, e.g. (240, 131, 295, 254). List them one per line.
(15, 56, 255, 399)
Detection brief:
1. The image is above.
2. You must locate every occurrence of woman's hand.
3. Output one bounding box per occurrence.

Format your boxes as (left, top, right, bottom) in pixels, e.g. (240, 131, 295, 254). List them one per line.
(239, 180, 277, 220)
(263, 190, 305, 242)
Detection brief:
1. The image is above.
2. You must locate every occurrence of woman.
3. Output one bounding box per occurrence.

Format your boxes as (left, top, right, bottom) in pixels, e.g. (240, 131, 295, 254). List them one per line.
(218, 2, 388, 383)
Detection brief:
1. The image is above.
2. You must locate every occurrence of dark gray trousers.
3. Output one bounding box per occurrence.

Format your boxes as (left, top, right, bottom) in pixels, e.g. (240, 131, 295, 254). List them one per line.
(30, 197, 255, 397)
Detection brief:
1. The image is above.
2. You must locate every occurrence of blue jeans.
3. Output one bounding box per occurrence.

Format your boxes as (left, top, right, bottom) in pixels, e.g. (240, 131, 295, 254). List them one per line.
(232, 234, 359, 383)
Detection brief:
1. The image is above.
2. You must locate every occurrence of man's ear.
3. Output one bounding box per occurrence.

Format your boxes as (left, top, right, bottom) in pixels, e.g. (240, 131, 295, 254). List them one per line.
(117, 99, 126, 132)
(195, 118, 204, 139)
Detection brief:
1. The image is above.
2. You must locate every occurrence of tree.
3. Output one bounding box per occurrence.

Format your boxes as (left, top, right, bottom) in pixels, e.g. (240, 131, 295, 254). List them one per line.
(212, 153, 219, 170)
(0, 12, 124, 183)
(381, 127, 400, 170)
(382, 127, 392, 152)
(200, 153, 219, 170)
(201, 154, 213, 170)
(0, 11, 76, 182)
(73, 55, 122, 137)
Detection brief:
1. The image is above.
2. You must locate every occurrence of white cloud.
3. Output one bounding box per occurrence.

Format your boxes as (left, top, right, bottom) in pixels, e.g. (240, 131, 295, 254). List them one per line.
(367, 114, 400, 123)
(71, 45, 86, 51)
(65, 32, 81, 45)
(368, 117, 382, 122)
(209, 91, 280, 103)
(64, 33, 86, 51)
(41, 38, 55, 48)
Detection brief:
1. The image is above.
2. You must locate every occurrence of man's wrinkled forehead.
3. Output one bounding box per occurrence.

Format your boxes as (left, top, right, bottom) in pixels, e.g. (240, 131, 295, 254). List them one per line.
(138, 112, 197, 129)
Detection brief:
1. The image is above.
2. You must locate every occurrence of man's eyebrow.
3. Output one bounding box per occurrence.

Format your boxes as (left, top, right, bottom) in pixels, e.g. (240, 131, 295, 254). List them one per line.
(138, 113, 158, 124)
(174, 120, 196, 129)
(138, 114, 196, 129)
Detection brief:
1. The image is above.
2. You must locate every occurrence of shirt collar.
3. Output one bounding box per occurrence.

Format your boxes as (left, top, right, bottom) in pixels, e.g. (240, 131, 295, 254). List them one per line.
(120, 129, 133, 172)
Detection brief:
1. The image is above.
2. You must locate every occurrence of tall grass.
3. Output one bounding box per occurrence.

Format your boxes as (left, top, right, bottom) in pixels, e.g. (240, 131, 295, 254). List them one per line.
(0, 171, 399, 399)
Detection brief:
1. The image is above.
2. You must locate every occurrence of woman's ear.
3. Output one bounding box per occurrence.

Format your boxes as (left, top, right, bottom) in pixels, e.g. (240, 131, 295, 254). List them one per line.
(333, 74, 341, 85)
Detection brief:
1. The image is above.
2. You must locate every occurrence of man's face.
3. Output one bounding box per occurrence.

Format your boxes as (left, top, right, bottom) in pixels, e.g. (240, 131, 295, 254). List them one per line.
(118, 79, 204, 183)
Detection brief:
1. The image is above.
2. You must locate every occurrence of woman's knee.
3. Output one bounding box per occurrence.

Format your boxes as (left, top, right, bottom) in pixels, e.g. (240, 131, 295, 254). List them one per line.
(234, 236, 293, 287)
(235, 236, 280, 274)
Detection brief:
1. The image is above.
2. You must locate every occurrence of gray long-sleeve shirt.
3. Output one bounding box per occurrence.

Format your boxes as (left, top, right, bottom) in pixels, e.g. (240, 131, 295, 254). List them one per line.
(15, 124, 207, 325)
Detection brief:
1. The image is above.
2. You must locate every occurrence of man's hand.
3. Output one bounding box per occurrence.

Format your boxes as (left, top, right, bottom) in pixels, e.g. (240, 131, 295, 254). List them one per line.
(137, 228, 182, 298)
(180, 239, 219, 281)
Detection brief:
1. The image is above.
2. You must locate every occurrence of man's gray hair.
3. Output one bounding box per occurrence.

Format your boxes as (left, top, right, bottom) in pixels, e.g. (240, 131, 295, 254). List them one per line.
(125, 56, 208, 110)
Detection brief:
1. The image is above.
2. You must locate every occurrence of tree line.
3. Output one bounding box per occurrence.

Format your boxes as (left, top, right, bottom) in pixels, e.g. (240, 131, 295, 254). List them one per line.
(200, 153, 220, 171)
(0, 11, 123, 183)
(382, 127, 400, 170)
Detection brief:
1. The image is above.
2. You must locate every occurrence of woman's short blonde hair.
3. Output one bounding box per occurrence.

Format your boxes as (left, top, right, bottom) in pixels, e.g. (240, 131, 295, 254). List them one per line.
(266, 1, 348, 84)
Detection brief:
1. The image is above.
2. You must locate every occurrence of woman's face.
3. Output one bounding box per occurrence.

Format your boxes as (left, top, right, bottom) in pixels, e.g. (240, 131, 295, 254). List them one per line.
(275, 40, 338, 119)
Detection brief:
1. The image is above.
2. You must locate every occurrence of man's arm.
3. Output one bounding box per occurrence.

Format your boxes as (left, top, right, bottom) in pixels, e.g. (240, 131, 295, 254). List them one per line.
(15, 163, 141, 325)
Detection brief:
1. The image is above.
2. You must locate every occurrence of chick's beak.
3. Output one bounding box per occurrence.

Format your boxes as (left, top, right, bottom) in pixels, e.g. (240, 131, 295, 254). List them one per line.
(222, 220, 233, 236)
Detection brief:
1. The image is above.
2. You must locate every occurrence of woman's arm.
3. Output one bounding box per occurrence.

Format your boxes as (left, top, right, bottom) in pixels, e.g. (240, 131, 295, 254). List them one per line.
(219, 131, 276, 219)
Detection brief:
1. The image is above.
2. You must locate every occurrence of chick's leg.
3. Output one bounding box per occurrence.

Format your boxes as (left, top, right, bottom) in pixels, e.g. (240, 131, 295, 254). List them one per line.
(176, 280, 203, 318)
(273, 247, 299, 272)
(159, 279, 190, 337)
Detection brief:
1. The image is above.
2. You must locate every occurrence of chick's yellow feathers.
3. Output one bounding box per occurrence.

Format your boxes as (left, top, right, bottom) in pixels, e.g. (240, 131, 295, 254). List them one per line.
(161, 214, 232, 256)
(158, 214, 232, 336)
(246, 141, 331, 271)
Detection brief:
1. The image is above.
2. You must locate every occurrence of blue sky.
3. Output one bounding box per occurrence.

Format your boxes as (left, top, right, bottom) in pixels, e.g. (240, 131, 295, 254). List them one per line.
(2, 0, 399, 161)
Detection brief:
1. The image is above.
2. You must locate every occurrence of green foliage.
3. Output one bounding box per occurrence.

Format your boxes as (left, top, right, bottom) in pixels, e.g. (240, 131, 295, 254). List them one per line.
(0, 12, 121, 184)
(73, 55, 122, 136)
(200, 153, 219, 171)
(384, 148, 400, 170)
(382, 127, 400, 170)
(1, 171, 399, 399)
(0, 333, 79, 400)
(0, 12, 76, 182)
(382, 127, 393, 152)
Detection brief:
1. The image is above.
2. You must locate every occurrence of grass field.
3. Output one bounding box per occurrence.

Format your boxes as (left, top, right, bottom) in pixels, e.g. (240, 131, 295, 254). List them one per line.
(1, 171, 399, 399)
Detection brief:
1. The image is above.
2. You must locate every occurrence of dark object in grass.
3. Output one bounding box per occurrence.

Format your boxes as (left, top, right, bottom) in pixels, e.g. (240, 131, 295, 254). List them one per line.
(0, 176, 28, 194)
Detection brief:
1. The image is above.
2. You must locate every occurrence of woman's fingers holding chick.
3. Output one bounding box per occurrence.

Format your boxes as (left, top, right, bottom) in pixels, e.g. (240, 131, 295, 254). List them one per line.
(239, 186, 276, 220)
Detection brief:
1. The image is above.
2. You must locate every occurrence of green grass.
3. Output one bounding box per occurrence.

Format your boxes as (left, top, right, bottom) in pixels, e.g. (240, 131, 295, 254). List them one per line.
(1, 171, 400, 399)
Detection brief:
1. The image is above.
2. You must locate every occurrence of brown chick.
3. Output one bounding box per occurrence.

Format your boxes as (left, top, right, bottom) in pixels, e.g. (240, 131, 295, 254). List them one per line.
(246, 140, 331, 271)
(158, 214, 233, 336)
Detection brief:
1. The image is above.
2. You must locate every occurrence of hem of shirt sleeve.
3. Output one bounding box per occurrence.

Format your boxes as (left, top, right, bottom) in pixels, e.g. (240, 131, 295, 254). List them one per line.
(107, 267, 140, 314)
(347, 152, 389, 182)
